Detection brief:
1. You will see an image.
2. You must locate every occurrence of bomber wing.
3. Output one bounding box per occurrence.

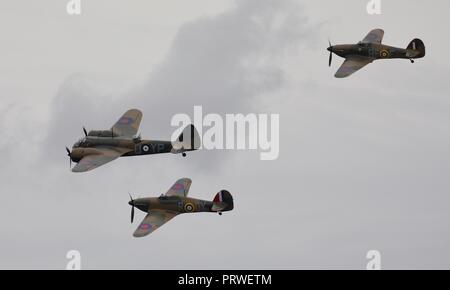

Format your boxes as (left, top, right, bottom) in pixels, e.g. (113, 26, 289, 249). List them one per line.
(72, 147, 130, 173)
(335, 56, 373, 78)
(111, 109, 142, 138)
(362, 29, 384, 44)
(164, 178, 192, 198)
(133, 210, 179, 237)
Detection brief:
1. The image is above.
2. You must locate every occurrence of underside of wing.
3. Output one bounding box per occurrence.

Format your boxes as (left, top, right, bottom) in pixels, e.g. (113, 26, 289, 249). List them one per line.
(164, 178, 192, 198)
(362, 29, 384, 44)
(133, 210, 179, 237)
(111, 109, 142, 138)
(335, 56, 373, 78)
(72, 147, 128, 172)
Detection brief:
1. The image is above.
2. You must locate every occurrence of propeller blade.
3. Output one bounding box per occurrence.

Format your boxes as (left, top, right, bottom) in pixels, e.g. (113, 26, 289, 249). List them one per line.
(83, 127, 88, 137)
(129, 194, 135, 223)
(66, 147, 72, 169)
(329, 50, 332, 67)
(328, 39, 333, 67)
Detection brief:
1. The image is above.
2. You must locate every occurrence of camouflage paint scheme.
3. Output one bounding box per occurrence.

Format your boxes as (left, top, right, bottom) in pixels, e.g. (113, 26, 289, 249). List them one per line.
(328, 29, 426, 78)
(66, 109, 200, 172)
(129, 178, 234, 237)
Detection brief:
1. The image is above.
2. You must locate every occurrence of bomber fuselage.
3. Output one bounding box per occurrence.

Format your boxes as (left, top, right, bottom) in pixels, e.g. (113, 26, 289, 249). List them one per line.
(69, 136, 174, 163)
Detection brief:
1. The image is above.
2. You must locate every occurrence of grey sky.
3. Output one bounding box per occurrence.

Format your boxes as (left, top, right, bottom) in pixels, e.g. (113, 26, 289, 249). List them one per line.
(1, 0, 450, 269)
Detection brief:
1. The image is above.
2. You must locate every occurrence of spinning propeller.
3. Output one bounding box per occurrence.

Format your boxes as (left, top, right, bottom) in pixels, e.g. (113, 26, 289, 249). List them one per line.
(328, 39, 333, 67)
(65, 147, 72, 169)
(129, 194, 135, 223)
(65, 127, 88, 169)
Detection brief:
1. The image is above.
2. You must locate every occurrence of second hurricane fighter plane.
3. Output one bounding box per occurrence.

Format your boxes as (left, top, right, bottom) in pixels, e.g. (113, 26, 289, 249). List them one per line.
(66, 109, 200, 172)
(328, 29, 426, 78)
(128, 178, 234, 237)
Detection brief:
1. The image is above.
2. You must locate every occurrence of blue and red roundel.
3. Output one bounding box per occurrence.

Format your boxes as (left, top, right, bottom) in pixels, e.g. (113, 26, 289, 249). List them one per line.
(172, 183, 184, 190)
(118, 117, 133, 125)
(139, 223, 152, 230)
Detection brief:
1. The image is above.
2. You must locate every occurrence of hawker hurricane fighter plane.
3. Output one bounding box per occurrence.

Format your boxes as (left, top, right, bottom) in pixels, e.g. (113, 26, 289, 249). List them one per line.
(128, 178, 234, 237)
(327, 29, 426, 78)
(66, 109, 200, 172)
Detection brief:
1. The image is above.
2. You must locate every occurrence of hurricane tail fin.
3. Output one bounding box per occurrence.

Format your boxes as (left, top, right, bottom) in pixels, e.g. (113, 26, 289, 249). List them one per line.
(211, 190, 234, 212)
(406, 38, 425, 58)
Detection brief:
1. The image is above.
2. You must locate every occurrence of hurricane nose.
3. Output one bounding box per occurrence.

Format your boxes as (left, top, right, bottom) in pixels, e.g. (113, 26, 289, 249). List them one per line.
(327, 46, 332, 52)
(128, 201, 133, 206)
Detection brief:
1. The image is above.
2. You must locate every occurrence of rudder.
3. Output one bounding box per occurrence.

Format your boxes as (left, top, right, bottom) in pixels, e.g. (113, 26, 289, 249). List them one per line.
(171, 124, 201, 153)
(407, 38, 425, 58)
(212, 190, 234, 212)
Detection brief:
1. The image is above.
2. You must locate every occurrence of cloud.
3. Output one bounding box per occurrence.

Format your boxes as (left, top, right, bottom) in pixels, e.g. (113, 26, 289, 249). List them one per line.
(0, 0, 321, 269)
(2, 0, 450, 269)
(45, 0, 313, 152)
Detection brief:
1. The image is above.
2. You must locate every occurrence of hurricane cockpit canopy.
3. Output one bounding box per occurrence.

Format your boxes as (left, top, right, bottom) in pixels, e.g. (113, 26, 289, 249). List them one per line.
(357, 41, 369, 47)
(158, 194, 168, 200)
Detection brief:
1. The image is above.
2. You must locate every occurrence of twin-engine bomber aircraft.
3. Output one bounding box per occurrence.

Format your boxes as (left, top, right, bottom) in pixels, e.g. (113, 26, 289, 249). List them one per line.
(128, 178, 234, 237)
(66, 109, 200, 172)
(328, 29, 425, 78)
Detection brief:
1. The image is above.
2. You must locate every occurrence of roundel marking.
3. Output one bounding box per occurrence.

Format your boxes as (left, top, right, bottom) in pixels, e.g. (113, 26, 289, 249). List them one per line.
(184, 203, 195, 212)
(380, 49, 390, 58)
(139, 223, 152, 230)
(173, 183, 184, 190)
(118, 116, 133, 125)
(142, 145, 150, 152)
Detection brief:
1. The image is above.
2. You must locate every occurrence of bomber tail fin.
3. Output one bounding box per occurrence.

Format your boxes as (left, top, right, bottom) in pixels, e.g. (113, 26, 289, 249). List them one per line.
(171, 124, 201, 154)
(406, 38, 425, 58)
(211, 190, 234, 213)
